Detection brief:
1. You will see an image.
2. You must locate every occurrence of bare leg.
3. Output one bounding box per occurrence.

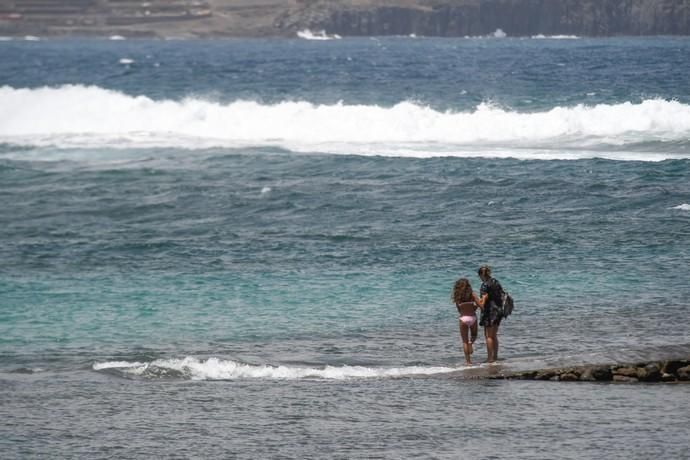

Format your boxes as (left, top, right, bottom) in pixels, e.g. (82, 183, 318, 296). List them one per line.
(484, 325, 500, 362)
(459, 322, 472, 365)
(484, 326, 497, 363)
(470, 322, 478, 351)
(494, 324, 500, 361)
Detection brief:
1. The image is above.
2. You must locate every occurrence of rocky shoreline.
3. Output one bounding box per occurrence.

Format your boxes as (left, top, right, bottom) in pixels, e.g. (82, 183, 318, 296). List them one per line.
(485, 358, 690, 383)
(1, 0, 690, 38)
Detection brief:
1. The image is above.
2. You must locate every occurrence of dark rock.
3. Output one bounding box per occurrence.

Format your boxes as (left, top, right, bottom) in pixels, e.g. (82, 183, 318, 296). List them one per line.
(677, 365, 690, 381)
(637, 363, 662, 382)
(580, 368, 596, 381)
(470, 356, 688, 383)
(661, 372, 677, 382)
(517, 374, 534, 380)
(635, 367, 648, 380)
(613, 367, 639, 378)
(662, 360, 690, 375)
(591, 367, 613, 381)
(513, 371, 537, 380)
(536, 370, 556, 380)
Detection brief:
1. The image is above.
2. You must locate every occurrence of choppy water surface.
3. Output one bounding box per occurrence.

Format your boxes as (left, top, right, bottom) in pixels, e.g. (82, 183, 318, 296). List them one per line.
(1, 37, 690, 458)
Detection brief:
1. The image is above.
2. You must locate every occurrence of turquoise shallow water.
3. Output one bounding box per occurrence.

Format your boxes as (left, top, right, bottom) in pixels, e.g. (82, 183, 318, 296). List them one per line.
(1, 37, 690, 458)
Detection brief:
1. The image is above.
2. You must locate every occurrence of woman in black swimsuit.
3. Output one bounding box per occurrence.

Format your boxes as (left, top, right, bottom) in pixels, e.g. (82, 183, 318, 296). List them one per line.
(475, 265, 504, 363)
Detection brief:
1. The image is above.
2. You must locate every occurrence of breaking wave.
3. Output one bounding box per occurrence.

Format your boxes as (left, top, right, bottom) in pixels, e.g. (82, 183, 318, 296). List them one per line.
(296, 29, 341, 40)
(532, 34, 580, 39)
(2, 85, 690, 160)
(93, 357, 458, 380)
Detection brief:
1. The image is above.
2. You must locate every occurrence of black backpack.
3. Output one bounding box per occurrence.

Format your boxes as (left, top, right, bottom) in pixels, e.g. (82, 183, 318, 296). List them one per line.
(501, 290, 514, 318)
(492, 278, 514, 318)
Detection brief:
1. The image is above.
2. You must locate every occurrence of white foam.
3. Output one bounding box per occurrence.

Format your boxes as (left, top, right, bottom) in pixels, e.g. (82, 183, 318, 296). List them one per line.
(109, 35, 126, 41)
(93, 360, 144, 370)
(672, 203, 690, 210)
(119, 58, 134, 65)
(492, 29, 507, 38)
(532, 34, 579, 39)
(2, 85, 690, 160)
(297, 29, 341, 40)
(93, 357, 458, 380)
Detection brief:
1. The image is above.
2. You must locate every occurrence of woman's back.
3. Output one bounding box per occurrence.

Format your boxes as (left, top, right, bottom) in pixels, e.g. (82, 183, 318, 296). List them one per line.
(456, 301, 477, 317)
(481, 277, 504, 307)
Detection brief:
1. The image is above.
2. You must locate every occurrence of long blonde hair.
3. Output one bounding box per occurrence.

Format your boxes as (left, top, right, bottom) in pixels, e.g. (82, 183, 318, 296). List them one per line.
(452, 278, 473, 305)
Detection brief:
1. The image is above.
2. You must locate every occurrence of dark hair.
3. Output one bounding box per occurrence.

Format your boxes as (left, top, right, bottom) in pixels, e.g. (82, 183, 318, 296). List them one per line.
(452, 278, 473, 305)
(478, 265, 492, 279)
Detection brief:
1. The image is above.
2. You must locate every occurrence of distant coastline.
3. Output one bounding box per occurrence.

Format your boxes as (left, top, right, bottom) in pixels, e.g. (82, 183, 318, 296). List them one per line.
(1, 0, 690, 39)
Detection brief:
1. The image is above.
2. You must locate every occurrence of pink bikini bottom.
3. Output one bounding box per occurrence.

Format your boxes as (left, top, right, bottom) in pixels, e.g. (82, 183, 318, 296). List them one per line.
(460, 315, 476, 326)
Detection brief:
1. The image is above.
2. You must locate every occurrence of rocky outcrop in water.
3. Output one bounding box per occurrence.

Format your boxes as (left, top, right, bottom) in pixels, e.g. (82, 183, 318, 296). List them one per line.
(1, 0, 690, 37)
(488, 358, 690, 383)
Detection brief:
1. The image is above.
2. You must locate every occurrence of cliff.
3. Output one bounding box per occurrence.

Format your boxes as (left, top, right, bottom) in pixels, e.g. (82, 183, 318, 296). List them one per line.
(1, 0, 690, 38)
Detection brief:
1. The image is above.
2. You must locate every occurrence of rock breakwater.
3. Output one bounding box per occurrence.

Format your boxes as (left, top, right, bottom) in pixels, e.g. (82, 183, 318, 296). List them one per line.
(487, 358, 690, 383)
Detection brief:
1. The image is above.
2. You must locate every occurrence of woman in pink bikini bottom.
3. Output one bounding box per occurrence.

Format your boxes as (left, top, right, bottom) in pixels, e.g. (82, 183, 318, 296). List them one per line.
(452, 278, 481, 365)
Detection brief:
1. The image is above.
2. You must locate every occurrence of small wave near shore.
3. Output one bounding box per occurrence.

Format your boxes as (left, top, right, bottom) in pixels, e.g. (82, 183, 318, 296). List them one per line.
(93, 357, 459, 380)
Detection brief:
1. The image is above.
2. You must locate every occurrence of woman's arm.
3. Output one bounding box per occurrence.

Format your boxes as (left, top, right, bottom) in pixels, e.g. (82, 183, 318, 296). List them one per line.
(473, 292, 487, 308)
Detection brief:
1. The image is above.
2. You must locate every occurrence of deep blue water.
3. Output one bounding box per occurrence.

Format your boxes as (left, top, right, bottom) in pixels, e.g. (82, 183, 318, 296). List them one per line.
(1, 37, 690, 459)
(2, 36, 690, 109)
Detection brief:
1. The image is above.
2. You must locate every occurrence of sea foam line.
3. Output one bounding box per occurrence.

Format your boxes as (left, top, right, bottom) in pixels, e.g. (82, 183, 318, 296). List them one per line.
(93, 357, 458, 380)
(532, 34, 580, 39)
(2, 85, 690, 159)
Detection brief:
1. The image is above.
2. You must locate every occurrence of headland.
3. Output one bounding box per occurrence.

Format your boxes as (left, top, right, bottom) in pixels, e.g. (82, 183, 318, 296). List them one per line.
(1, 0, 690, 39)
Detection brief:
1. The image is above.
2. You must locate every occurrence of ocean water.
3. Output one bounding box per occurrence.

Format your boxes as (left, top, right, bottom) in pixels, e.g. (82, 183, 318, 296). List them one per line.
(1, 36, 690, 459)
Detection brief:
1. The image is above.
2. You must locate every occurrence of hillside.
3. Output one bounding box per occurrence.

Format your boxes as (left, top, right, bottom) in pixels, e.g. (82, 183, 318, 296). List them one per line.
(1, 0, 689, 37)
